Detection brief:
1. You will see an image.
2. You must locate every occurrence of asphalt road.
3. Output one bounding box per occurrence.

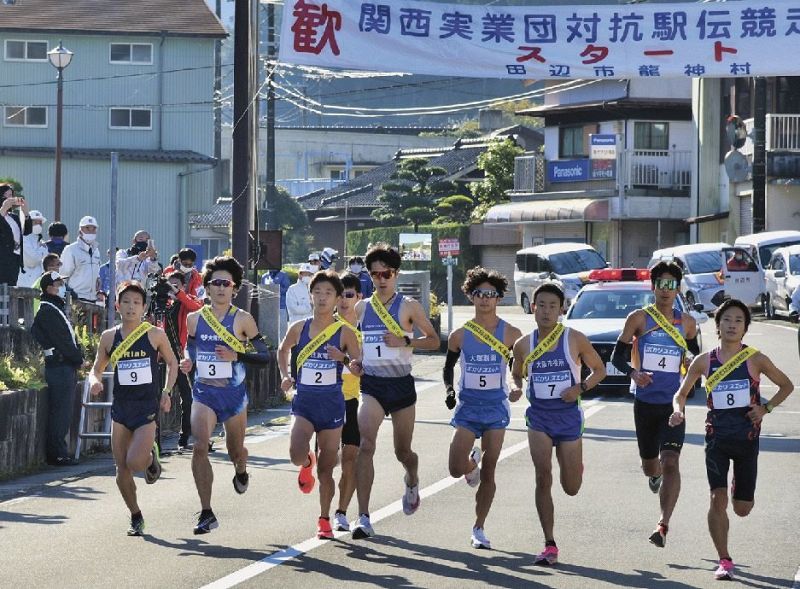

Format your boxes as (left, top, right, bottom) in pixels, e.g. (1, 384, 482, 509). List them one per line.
(2, 308, 799, 589)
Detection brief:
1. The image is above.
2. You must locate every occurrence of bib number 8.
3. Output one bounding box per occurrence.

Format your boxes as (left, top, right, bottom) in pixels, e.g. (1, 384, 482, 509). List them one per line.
(727, 393, 735, 406)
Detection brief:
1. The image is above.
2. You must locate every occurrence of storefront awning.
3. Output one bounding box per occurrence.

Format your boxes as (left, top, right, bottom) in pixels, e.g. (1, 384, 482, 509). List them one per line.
(485, 199, 609, 224)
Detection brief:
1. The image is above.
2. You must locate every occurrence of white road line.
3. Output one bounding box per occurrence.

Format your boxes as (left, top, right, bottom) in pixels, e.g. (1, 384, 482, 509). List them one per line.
(200, 404, 606, 589)
(792, 565, 800, 589)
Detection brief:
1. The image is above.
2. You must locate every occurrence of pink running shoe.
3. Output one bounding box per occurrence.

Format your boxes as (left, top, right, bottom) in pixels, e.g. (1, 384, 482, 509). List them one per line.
(534, 545, 559, 566)
(714, 558, 735, 580)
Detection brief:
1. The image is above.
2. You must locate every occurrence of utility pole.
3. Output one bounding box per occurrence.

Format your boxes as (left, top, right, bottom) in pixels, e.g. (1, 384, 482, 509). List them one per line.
(232, 0, 255, 308)
(264, 0, 277, 232)
(213, 0, 222, 199)
(752, 77, 767, 233)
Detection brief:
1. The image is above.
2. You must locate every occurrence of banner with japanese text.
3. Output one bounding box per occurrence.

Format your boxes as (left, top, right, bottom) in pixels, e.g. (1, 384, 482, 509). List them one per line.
(280, 0, 800, 79)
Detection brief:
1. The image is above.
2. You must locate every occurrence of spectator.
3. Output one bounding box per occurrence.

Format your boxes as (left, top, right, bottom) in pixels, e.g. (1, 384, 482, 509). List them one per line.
(60, 216, 101, 303)
(164, 270, 203, 449)
(0, 183, 32, 286)
(31, 271, 83, 466)
(32, 253, 62, 314)
(44, 221, 69, 255)
(726, 250, 752, 271)
(164, 248, 203, 298)
(347, 255, 373, 299)
(18, 210, 49, 287)
(286, 263, 314, 324)
(307, 252, 322, 272)
(98, 248, 120, 299)
(320, 246, 338, 270)
(262, 267, 290, 339)
(115, 230, 158, 284)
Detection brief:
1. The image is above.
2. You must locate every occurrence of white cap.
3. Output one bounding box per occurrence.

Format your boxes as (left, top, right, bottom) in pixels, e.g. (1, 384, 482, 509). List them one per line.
(322, 247, 338, 257)
(298, 263, 315, 275)
(79, 215, 98, 228)
(307, 252, 320, 261)
(29, 210, 46, 223)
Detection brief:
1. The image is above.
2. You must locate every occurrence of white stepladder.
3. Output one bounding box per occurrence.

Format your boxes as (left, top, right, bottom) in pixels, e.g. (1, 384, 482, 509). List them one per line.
(74, 372, 115, 461)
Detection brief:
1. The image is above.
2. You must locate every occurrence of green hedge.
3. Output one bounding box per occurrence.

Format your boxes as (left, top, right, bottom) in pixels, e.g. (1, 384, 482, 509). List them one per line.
(346, 223, 478, 304)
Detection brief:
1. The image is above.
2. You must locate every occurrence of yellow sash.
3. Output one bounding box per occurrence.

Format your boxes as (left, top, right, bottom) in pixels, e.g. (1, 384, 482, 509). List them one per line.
(370, 294, 405, 338)
(705, 346, 759, 394)
(464, 320, 511, 364)
(200, 305, 245, 354)
(296, 320, 344, 370)
(110, 322, 153, 368)
(643, 304, 687, 350)
(523, 323, 565, 377)
(335, 314, 363, 344)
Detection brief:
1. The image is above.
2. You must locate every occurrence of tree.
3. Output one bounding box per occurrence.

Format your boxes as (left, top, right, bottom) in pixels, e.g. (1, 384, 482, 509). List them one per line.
(373, 158, 456, 232)
(0, 177, 23, 196)
(470, 138, 524, 222)
(263, 185, 312, 263)
(435, 194, 475, 224)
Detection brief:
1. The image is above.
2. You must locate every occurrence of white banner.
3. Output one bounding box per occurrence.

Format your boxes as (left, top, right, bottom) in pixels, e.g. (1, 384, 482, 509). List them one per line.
(280, 0, 800, 79)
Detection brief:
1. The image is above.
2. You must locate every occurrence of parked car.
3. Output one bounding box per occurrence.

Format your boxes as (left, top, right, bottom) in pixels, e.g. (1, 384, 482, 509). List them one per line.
(764, 245, 800, 319)
(734, 230, 800, 309)
(648, 243, 729, 313)
(514, 243, 607, 313)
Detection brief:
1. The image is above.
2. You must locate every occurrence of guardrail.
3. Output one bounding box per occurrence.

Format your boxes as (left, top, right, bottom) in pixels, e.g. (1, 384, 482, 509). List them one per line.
(0, 284, 36, 327)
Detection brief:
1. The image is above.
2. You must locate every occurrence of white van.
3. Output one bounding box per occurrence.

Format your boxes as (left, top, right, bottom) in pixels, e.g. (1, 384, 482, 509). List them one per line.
(514, 243, 607, 313)
(733, 230, 800, 307)
(648, 243, 729, 312)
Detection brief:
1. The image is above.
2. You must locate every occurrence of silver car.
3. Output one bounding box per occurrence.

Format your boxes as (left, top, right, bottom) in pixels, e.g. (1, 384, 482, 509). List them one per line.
(764, 245, 800, 319)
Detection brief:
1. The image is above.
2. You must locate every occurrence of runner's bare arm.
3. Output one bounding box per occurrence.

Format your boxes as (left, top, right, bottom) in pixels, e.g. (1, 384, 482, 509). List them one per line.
(670, 353, 708, 426)
(683, 313, 699, 354)
(510, 334, 529, 394)
(575, 331, 606, 391)
(233, 312, 272, 365)
(748, 353, 794, 422)
(340, 327, 362, 363)
(278, 322, 302, 388)
(88, 329, 114, 395)
(153, 328, 179, 392)
(404, 298, 440, 350)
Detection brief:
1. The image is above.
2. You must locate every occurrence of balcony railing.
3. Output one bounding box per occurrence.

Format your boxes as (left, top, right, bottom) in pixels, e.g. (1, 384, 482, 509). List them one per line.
(767, 114, 800, 151)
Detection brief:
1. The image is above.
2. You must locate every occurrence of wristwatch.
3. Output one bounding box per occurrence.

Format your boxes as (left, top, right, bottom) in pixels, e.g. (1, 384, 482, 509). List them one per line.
(764, 401, 773, 413)
(403, 335, 412, 347)
(579, 381, 588, 393)
(161, 389, 171, 397)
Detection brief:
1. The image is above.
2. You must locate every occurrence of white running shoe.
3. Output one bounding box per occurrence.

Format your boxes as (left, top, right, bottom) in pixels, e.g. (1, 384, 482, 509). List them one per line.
(402, 478, 421, 515)
(464, 446, 481, 488)
(352, 514, 374, 539)
(470, 526, 491, 549)
(334, 512, 350, 532)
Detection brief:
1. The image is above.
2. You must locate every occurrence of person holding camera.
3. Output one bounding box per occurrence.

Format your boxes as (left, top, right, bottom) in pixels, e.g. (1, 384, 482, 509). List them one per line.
(164, 270, 203, 449)
(31, 271, 84, 466)
(116, 230, 158, 284)
(0, 183, 33, 286)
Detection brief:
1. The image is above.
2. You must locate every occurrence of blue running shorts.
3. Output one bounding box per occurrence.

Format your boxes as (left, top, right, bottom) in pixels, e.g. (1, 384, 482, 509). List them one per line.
(292, 391, 346, 433)
(526, 405, 583, 445)
(451, 399, 510, 439)
(193, 381, 248, 423)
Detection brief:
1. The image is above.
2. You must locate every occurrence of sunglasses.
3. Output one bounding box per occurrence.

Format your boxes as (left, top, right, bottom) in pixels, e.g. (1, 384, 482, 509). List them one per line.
(342, 291, 358, 299)
(471, 289, 500, 299)
(370, 270, 395, 280)
(209, 278, 234, 288)
(654, 278, 679, 291)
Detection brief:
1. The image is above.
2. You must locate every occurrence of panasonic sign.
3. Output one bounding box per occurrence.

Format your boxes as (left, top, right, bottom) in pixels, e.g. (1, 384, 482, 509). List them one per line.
(547, 160, 589, 183)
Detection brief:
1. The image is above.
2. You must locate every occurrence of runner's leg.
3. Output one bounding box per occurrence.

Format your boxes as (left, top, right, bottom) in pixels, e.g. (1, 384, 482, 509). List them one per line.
(223, 408, 249, 475)
(355, 395, 385, 515)
(337, 444, 358, 513)
(554, 437, 583, 496)
(658, 449, 681, 526)
(191, 402, 218, 510)
(111, 422, 139, 515)
(448, 426, 478, 478)
(289, 415, 315, 467)
(529, 430, 556, 541)
(126, 421, 157, 473)
(475, 428, 505, 529)
(317, 427, 343, 518)
(391, 404, 419, 487)
(708, 488, 731, 558)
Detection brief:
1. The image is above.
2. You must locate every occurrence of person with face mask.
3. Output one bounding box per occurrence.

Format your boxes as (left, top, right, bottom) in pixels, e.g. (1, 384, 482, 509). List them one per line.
(170, 248, 203, 298)
(116, 230, 158, 284)
(286, 263, 315, 324)
(60, 216, 102, 303)
(347, 255, 373, 299)
(44, 221, 69, 255)
(18, 210, 49, 288)
(0, 183, 32, 287)
(31, 271, 85, 466)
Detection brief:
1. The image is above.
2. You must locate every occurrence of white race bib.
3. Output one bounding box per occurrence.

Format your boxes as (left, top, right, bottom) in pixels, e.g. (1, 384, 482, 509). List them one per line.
(711, 379, 751, 409)
(464, 367, 502, 390)
(196, 351, 232, 379)
(117, 358, 152, 386)
(362, 332, 400, 362)
(531, 370, 572, 400)
(642, 343, 682, 373)
(299, 359, 337, 386)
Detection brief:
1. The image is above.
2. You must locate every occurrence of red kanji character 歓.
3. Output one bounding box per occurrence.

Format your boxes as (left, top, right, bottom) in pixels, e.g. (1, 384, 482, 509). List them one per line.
(291, 0, 342, 56)
(516, 46, 546, 64)
(714, 40, 737, 62)
(579, 44, 609, 64)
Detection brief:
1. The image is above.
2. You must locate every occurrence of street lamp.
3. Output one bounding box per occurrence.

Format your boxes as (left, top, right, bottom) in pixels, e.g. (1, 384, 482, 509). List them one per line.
(47, 40, 73, 221)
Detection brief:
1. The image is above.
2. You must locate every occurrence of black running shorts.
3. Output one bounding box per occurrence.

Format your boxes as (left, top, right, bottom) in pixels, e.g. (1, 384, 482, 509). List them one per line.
(341, 398, 360, 447)
(361, 373, 416, 416)
(633, 399, 685, 460)
(705, 435, 759, 502)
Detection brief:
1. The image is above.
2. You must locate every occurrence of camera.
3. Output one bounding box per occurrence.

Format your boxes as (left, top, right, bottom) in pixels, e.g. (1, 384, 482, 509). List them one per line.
(147, 271, 172, 315)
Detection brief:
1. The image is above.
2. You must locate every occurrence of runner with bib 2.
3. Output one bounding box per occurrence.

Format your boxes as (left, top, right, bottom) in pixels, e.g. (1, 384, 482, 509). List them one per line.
(670, 299, 793, 581)
(611, 261, 699, 548)
(511, 283, 605, 566)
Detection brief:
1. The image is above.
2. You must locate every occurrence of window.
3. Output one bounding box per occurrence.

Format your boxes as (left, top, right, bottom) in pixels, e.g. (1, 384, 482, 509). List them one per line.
(109, 43, 153, 65)
(634, 122, 669, 151)
(200, 238, 222, 259)
(4, 106, 47, 128)
(4, 40, 48, 61)
(109, 108, 152, 129)
(559, 126, 586, 158)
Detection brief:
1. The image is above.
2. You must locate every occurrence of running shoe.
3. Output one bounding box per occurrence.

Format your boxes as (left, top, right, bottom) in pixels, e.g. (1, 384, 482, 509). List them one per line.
(352, 514, 375, 539)
(464, 446, 482, 488)
(470, 526, 491, 550)
(193, 510, 219, 535)
(648, 474, 663, 494)
(317, 517, 334, 540)
(144, 442, 161, 485)
(649, 522, 668, 548)
(714, 558, 735, 580)
(402, 476, 421, 515)
(126, 513, 145, 537)
(232, 470, 249, 495)
(298, 451, 316, 494)
(533, 545, 559, 566)
(334, 511, 350, 532)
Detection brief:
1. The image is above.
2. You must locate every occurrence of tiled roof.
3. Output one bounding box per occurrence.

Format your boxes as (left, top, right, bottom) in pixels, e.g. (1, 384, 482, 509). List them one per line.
(0, 146, 216, 164)
(0, 0, 226, 37)
(189, 199, 231, 229)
